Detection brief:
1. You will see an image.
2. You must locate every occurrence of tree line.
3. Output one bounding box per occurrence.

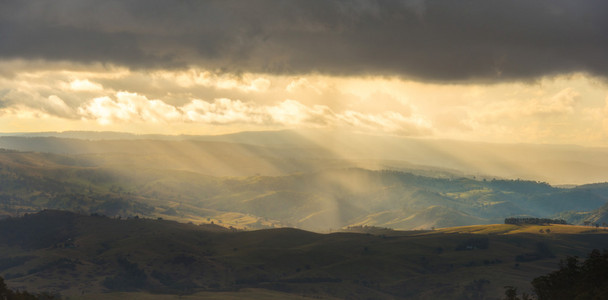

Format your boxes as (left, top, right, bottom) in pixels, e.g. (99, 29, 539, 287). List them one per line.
(504, 217, 567, 225)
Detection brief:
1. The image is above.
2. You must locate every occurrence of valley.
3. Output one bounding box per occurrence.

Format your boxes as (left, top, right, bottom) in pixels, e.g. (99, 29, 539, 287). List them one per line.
(1, 132, 608, 299)
(2, 147, 608, 231)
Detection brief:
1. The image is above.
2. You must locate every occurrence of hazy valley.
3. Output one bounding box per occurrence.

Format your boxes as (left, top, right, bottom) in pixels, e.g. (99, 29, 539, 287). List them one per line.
(2, 131, 608, 233)
(1, 132, 608, 298)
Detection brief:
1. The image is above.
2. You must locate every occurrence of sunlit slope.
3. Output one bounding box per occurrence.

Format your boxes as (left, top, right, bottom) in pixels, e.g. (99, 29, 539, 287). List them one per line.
(2, 211, 608, 299)
(349, 205, 488, 230)
(433, 223, 606, 235)
(1, 150, 608, 231)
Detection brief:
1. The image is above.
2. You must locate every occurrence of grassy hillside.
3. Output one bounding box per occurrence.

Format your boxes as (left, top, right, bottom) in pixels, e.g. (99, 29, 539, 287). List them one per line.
(1, 210, 608, 299)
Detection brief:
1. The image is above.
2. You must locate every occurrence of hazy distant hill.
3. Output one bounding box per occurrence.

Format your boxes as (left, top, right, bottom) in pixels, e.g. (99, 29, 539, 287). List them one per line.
(2, 130, 608, 184)
(0, 136, 345, 177)
(2, 210, 608, 300)
(1, 150, 607, 231)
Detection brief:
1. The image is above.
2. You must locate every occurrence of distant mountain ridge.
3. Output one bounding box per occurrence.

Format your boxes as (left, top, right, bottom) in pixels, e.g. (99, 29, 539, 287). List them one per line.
(2, 129, 608, 184)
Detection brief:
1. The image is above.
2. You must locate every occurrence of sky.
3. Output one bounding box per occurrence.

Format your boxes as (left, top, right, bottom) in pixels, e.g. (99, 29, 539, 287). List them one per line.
(1, 0, 608, 146)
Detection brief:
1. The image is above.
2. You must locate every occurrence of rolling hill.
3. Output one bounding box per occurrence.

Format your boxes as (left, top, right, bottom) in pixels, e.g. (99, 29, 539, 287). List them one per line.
(1, 210, 608, 299)
(2, 132, 608, 299)
(1, 149, 607, 231)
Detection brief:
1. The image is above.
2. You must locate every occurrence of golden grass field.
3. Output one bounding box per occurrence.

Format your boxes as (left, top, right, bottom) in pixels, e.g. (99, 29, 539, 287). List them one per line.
(434, 223, 608, 235)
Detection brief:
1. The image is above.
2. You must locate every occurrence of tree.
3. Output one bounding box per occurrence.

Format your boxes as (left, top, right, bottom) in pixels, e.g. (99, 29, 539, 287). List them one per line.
(0, 276, 9, 299)
(531, 249, 608, 300)
(504, 249, 608, 299)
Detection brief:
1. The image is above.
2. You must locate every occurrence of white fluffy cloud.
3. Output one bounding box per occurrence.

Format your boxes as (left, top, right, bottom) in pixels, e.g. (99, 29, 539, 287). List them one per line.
(77, 92, 429, 135)
(78, 92, 182, 125)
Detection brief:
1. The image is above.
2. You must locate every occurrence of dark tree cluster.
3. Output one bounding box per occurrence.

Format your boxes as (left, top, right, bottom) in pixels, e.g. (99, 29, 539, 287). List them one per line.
(489, 180, 554, 194)
(504, 218, 567, 225)
(505, 249, 608, 300)
(531, 249, 608, 300)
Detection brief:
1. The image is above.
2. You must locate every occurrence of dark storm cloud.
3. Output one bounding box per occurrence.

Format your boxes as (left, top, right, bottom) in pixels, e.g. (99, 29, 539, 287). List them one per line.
(1, 0, 607, 81)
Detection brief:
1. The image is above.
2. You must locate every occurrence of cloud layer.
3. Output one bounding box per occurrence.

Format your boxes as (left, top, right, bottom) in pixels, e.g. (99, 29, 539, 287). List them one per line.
(0, 65, 430, 136)
(1, 63, 607, 145)
(2, 0, 607, 81)
(75, 94, 431, 135)
(2, 1, 608, 146)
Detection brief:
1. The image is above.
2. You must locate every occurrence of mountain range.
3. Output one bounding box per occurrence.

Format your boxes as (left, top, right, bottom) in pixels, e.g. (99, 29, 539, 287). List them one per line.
(1, 131, 608, 231)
